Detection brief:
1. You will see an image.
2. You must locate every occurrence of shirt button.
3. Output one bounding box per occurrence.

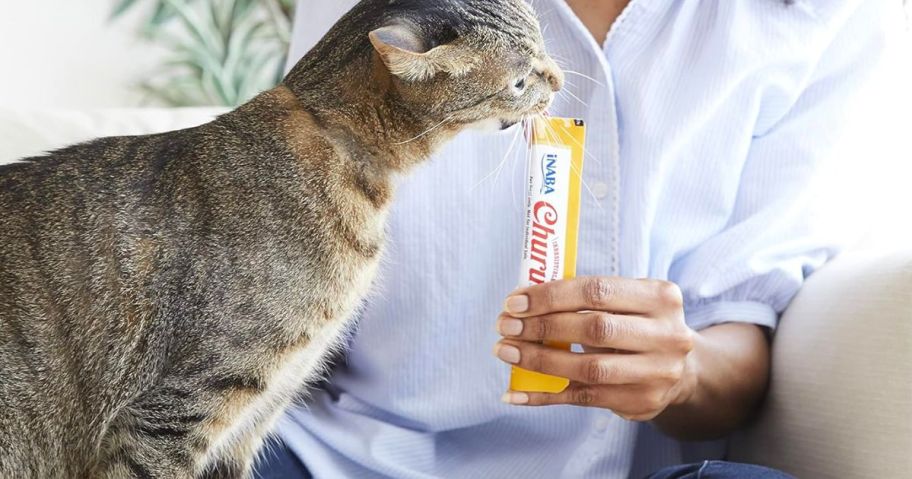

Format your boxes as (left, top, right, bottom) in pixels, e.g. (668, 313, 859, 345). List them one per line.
(594, 417, 611, 433)
(591, 181, 610, 200)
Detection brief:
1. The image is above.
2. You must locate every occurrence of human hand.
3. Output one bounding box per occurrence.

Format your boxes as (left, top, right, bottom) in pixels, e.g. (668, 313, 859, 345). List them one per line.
(495, 276, 697, 421)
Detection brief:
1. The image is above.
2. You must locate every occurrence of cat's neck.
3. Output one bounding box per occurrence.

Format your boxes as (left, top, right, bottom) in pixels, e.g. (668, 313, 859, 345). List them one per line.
(281, 59, 459, 173)
(224, 85, 450, 212)
(301, 90, 445, 171)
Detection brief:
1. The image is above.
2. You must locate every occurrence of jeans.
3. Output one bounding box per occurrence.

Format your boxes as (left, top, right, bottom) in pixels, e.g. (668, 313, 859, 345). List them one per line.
(253, 442, 793, 479)
(645, 461, 794, 479)
(254, 441, 313, 479)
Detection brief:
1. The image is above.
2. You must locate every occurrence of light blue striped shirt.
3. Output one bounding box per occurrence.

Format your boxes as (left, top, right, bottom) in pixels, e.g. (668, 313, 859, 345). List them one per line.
(276, 1, 903, 477)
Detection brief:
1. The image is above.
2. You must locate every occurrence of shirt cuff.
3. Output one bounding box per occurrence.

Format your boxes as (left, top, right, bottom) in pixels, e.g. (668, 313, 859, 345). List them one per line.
(684, 300, 779, 331)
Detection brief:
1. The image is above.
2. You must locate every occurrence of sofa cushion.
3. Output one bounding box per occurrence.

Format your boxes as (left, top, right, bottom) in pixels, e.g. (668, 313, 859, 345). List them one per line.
(731, 249, 912, 478)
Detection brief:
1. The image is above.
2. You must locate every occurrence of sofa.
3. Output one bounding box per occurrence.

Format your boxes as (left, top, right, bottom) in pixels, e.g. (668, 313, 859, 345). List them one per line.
(2, 108, 910, 478)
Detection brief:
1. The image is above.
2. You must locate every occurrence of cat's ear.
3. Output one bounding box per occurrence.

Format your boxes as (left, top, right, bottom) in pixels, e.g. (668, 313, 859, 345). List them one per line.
(369, 24, 476, 82)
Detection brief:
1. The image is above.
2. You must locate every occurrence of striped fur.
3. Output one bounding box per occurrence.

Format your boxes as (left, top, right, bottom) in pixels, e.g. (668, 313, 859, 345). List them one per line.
(0, 1, 561, 477)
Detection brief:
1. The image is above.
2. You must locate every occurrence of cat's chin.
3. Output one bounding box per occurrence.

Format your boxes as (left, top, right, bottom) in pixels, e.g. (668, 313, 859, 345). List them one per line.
(467, 118, 519, 133)
(499, 119, 521, 130)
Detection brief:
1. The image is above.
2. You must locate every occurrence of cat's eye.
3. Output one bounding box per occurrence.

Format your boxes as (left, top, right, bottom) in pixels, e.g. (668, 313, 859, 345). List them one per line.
(512, 77, 527, 95)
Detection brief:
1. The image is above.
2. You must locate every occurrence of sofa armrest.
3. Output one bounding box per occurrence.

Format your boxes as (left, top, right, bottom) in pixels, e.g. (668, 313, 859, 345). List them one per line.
(730, 249, 912, 478)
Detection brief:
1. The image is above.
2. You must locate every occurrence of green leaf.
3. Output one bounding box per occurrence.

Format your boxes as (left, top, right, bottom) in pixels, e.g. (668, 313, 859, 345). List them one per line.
(172, 43, 224, 80)
(147, 2, 178, 27)
(211, 0, 230, 49)
(161, 0, 221, 55)
(262, 0, 291, 44)
(230, 31, 271, 97)
(121, 0, 295, 107)
(110, 0, 143, 19)
(234, 0, 257, 21)
(237, 49, 280, 102)
(278, 0, 295, 18)
(142, 75, 210, 106)
(273, 53, 288, 85)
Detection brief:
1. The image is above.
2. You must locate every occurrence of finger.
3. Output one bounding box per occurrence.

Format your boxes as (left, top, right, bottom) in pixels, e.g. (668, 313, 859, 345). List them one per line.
(503, 276, 683, 318)
(501, 384, 669, 421)
(494, 340, 679, 386)
(497, 311, 661, 351)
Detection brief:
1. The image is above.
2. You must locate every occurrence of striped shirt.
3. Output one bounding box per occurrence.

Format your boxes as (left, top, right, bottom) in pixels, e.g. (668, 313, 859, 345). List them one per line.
(276, 1, 905, 477)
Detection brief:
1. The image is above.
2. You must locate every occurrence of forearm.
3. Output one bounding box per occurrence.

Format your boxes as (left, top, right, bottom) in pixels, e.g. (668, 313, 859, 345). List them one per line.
(652, 322, 771, 441)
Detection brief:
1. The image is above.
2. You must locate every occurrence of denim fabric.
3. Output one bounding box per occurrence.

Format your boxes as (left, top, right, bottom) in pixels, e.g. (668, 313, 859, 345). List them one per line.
(253, 443, 792, 479)
(645, 461, 795, 479)
(253, 441, 312, 479)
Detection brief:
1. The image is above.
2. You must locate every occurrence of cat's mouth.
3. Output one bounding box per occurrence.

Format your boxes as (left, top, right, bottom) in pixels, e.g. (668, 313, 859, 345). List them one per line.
(499, 99, 554, 130)
(499, 119, 520, 130)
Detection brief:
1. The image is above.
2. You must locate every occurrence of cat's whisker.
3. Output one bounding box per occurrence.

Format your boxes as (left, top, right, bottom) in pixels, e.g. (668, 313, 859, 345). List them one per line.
(572, 161, 605, 211)
(394, 114, 455, 145)
(471, 123, 522, 191)
(547, 52, 571, 65)
(510, 115, 529, 213)
(532, 6, 557, 22)
(516, 115, 538, 211)
(492, 126, 522, 185)
(562, 70, 605, 87)
(561, 79, 588, 101)
(557, 88, 588, 108)
(552, 119, 604, 168)
(537, 114, 606, 210)
(551, 58, 570, 70)
(495, 126, 524, 184)
(536, 114, 606, 204)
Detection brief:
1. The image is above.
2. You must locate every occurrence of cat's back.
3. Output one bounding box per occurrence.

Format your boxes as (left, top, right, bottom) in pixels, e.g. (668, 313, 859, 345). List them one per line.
(0, 132, 176, 327)
(0, 130, 197, 319)
(0, 128, 207, 475)
(0, 86, 391, 475)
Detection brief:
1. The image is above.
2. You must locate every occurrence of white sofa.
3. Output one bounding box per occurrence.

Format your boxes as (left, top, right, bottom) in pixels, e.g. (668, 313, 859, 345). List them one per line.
(2, 109, 910, 478)
(730, 249, 912, 478)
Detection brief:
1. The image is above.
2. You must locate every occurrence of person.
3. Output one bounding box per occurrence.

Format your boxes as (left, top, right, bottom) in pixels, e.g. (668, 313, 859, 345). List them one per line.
(256, 0, 905, 477)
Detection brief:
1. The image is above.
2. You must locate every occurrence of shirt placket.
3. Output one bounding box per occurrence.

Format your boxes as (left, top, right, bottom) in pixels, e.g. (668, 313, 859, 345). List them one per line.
(553, 0, 652, 476)
(561, 80, 629, 479)
(548, 10, 620, 479)
(546, 1, 625, 283)
(577, 70, 620, 279)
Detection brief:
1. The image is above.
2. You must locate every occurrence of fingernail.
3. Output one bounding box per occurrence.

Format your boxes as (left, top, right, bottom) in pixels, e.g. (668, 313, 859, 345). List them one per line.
(495, 344, 521, 364)
(501, 391, 530, 405)
(498, 319, 524, 336)
(505, 295, 529, 314)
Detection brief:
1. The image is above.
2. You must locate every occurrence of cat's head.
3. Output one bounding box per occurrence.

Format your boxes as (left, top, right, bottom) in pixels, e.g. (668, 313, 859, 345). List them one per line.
(286, 0, 562, 143)
(366, 0, 562, 131)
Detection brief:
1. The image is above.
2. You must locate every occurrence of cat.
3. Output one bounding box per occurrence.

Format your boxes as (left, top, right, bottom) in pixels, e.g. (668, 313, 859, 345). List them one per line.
(0, 0, 562, 478)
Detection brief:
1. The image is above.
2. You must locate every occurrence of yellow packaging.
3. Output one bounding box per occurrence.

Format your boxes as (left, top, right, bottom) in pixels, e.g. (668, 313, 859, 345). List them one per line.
(510, 117, 586, 394)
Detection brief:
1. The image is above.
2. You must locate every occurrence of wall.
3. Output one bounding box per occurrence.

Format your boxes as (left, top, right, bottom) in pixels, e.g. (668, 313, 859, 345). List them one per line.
(0, 0, 166, 108)
(2, 1, 910, 110)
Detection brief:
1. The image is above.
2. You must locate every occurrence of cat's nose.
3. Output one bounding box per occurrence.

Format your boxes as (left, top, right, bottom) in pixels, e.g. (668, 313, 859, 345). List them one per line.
(540, 57, 564, 92)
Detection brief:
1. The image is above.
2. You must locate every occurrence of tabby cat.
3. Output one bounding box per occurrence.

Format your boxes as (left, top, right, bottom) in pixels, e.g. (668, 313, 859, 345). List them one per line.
(0, 0, 562, 477)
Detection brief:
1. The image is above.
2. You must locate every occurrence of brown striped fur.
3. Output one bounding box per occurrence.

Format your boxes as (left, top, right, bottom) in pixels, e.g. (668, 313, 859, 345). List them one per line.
(0, 1, 562, 477)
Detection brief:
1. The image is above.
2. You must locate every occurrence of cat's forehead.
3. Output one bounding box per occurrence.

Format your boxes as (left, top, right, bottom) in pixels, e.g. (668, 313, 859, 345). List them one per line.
(462, 0, 544, 53)
(463, 0, 541, 35)
(373, 0, 545, 64)
(384, 0, 542, 44)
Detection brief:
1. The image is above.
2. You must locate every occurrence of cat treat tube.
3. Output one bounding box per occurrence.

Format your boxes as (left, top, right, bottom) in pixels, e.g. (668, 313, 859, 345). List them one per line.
(509, 116, 587, 394)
